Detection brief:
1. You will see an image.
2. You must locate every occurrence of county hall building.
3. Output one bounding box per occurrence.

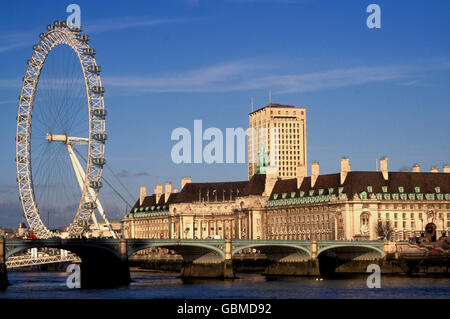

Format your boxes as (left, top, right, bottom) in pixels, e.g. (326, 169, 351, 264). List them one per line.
(122, 104, 450, 242)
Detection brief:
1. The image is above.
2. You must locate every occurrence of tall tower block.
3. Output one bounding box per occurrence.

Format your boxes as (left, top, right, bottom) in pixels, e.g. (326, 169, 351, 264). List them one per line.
(248, 104, 307, 180)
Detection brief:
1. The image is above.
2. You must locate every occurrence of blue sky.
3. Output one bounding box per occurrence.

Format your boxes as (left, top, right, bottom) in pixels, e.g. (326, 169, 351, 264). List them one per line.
(0, 0, 449, 228)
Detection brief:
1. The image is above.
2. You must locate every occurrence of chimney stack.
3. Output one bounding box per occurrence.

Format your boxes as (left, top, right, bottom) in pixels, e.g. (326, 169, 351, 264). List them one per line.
(173, 187, 179, 193)
(263, 166, 278, 197)
(412, 164, 420, 173)
(311, 162, 319, 188)
(139, 186, 147, 206)
(181, 177, 192, 190)
(165, 182, 172, 203)
(431, 167, 439, 173)
(380, 157, 388, 180)
(154, 184, 163, 203)
(340, 157, 351, 184)
(296, 165, 307, 189)
(443, 165, 450, 173)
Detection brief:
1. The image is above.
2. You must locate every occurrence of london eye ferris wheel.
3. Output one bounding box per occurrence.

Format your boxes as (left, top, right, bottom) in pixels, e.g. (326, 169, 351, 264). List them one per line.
(16, 20, 116, 239)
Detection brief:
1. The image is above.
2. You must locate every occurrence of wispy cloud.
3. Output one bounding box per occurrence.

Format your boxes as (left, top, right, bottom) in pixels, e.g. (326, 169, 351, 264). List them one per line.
(116, 169, 150, 178)
(104, 60, 262, 93)
(0, 100, 16, 105)
(84, 17, 187, 34)
(0, 79, 21, 88)
(103, 60, 411, 94)
(0, 17, 185, 55)
(0, 41, 32, 53)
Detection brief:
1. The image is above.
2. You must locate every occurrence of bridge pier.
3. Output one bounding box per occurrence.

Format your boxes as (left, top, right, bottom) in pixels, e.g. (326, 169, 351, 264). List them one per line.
(179, 240, 235, 279)
(180, 260, 235, 278)
(264, 260, 320, 277)
(76, 239, 130, 289)
(79, 255, 130, 288)
(0, 237, 9, 289)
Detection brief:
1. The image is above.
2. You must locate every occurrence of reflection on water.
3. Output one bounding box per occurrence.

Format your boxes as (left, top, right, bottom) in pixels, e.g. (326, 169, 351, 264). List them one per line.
(1, 271, 450, 299)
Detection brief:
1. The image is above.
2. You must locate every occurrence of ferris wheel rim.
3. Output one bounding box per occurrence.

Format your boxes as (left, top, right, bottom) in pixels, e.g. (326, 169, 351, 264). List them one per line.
(16, 20, 107, 238)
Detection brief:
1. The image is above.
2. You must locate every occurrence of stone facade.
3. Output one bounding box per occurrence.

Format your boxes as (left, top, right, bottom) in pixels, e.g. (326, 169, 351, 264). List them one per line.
(122, 159, 450, 242)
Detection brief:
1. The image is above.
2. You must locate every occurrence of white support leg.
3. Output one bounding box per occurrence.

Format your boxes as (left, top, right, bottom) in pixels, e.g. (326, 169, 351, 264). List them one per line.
(66, 144, 117, 239)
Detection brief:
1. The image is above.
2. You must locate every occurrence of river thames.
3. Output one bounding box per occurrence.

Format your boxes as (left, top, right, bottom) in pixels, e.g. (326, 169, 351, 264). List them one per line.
(1, 271, 450, 299)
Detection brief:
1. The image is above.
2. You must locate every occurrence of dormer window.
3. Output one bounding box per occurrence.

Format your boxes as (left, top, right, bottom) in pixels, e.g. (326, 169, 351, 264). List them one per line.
(398, 186, 404, 193)
(382, 186, 388, 193)
(367, 186, 373, 193)
(435, 187, 441, 193)
(415, 186, 420, 193)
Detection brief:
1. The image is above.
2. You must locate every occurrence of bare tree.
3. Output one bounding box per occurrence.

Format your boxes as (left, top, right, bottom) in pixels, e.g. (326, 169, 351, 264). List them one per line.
(376, 220, 394, 240)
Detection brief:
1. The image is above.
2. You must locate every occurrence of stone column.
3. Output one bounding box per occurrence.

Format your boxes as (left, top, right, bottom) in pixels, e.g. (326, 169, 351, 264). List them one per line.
(223, 239, 234, 278)
(311, 240, 317, 260)
(0, 237, 9, 289)
(237, 215, 241, 239)
(120, 238, 127, 263)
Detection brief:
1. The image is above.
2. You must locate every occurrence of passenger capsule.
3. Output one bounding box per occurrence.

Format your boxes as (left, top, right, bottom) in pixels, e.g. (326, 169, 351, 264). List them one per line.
(22, 77, 35, 84)
(39, 33, 47, 39)
(87, 65, 101, 74)
(93, 109, 107, 117)
(76, 34, 90, 42)
(18, 115, 28, 122)
(91, 86, 105, 95)
(83, 202, 97, 210)
(82, 48, 96, 56)
(89, 181, 103, 189)
(92, 157, 106, 166)
(46, 24, 56, 31)
(69, 25, 82, 33)
(28, 59, 39, 67)
(20, 96, 31, 103)
(92, 133, 107, 142)
(54, 20, 67, 28)
(17, 156, 27, 163)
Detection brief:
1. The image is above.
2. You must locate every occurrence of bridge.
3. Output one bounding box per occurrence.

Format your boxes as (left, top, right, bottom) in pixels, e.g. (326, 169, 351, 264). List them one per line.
(6, 251, 80, 269)
(0, 237, 387, 289)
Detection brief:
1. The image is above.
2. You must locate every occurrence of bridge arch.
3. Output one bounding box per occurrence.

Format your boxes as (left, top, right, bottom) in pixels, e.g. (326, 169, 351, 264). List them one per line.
(317, 244, 385, 259)
(5, 240, 120, 260)
(127, 241, 226, 260)
(231, 243, 312, 260)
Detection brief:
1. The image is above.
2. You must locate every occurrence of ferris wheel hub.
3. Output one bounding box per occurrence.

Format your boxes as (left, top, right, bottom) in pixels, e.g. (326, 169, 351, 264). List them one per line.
(46, 133, 89, 145)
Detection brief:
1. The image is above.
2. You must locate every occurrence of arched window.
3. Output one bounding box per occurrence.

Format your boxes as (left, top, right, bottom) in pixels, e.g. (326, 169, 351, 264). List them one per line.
(360, 212, 370, 236)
